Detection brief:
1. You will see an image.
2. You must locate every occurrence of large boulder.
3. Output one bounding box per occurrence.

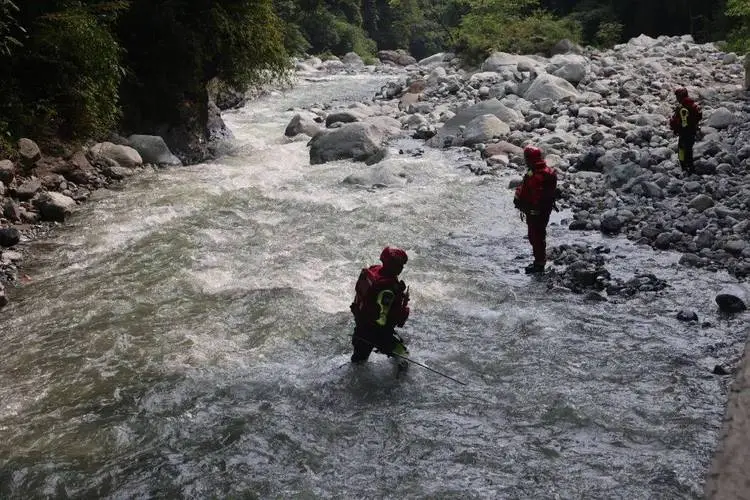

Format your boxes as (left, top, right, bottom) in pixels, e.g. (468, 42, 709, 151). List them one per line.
(377, 50, 417, 66)
(546, 54, 588, 85)
(604, 162, 642, 188)
(481, 52, 540, 73)
(0, 227, 20, 247)
(308, 123, 387, 165)
(18, 138, 41, 169)
(321, 58, 345, 72)
(715, 285, 748, 313)
(461, 114, 510, 146)
(363, 116, 403, 138)
(342, 52, 365, 67)
(428, 99, 522, 148)
(285, 113, 322, 138)
(705, 108, 736, 129)
(89, 142, 143, 169)
(0, 160, 14, 184)
(523, 73, 579, 102)
(688, 194, 715, 212)
(62, 150, 97, 185)
(15, 179, 42, 201)
(627, 34, 659, 48)
(127, 135, 182, 166)
(33, 191, 77, 222)
(325, 111, 362, 127)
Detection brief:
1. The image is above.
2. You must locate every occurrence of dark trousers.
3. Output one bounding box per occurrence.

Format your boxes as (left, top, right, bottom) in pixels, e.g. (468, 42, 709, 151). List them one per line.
(527, 211, 551, 265)
(351, 325, 396, 362)
(678, 135, 695, 173)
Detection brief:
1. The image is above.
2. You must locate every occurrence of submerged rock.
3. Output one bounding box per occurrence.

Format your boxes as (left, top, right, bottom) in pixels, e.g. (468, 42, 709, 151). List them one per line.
(342, 160, 410, 188)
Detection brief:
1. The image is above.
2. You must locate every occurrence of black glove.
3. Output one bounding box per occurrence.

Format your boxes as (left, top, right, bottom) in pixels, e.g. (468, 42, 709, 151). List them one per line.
(400, 281, 409, 304)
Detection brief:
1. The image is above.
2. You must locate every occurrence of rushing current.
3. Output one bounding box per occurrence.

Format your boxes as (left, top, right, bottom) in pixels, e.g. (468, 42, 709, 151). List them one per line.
(0, 73, 747, 499)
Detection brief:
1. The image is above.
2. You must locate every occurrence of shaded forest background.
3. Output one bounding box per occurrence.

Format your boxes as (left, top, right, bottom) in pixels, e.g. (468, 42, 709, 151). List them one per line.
(1, 0, 749, 158)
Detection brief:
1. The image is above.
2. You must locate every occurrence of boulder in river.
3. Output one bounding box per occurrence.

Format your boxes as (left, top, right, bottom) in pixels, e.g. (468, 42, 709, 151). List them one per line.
(715, 285, 748, 313)
(285, 113, 322, 138)
(308, 122, 387, 165)
(33, 192, 77, 222)
(127, 135, 182, 167)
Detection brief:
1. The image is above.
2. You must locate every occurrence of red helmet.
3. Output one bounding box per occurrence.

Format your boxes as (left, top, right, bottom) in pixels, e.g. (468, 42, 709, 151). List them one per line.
(524, 145, 543, 163)
(380, 246, 408, 271)
(675, 87, 688, 100)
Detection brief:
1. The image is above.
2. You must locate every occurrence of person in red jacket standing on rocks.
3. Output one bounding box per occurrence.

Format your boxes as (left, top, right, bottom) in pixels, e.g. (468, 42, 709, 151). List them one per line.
(514, 146, 558, 274)
(349, 247, 410, 365)
(669, 87, 702, 174)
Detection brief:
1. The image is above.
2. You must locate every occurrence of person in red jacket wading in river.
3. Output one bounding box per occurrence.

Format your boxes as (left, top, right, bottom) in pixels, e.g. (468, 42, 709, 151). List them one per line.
(669, 87, 702, 174)
(514, 146, 558, 274)
(350, 247, 410, 367)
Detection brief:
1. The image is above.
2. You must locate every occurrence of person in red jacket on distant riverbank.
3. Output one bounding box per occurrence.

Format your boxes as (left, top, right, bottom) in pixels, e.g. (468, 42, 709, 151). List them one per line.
(669, 87, 702, 174)
(514, 146, 558, 274)
(349, 247, 410, 365)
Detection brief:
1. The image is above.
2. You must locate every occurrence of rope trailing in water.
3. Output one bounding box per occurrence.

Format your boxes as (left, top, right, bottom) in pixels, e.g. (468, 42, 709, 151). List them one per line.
(351, 334, 467, 386)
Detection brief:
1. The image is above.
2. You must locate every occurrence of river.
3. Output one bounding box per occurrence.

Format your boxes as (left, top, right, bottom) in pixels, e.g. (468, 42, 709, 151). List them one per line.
(0, 72, 746, 499)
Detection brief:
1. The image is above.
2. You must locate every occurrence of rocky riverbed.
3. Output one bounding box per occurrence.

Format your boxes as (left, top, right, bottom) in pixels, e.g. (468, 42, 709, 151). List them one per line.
(284, 38, 750, 310)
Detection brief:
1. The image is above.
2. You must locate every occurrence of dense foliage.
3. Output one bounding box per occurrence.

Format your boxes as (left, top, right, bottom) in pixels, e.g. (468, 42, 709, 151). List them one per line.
(1, 0, 749, 155)
(726, 0, 750, 53)
(0, 0, 290, 150)
(453, 0, 583, 63)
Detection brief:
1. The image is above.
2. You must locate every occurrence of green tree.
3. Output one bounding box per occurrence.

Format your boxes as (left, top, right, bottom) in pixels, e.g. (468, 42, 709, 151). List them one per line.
(276, 0, 377, 57)
(0, 0, 23, 56)
(0, 2, 123, 140)
(454, 0, 581, 62)
(726, 0, 750, 52)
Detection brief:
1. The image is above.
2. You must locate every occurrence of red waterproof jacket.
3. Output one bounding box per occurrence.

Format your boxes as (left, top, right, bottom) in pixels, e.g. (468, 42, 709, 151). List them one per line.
(514, 160, 558, 215)
(669, 98, 702, 136)
(350, 265, 409, 329)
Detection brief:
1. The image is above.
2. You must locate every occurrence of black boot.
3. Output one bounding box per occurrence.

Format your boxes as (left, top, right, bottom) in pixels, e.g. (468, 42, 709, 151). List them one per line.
(524, 262, 545, 274)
